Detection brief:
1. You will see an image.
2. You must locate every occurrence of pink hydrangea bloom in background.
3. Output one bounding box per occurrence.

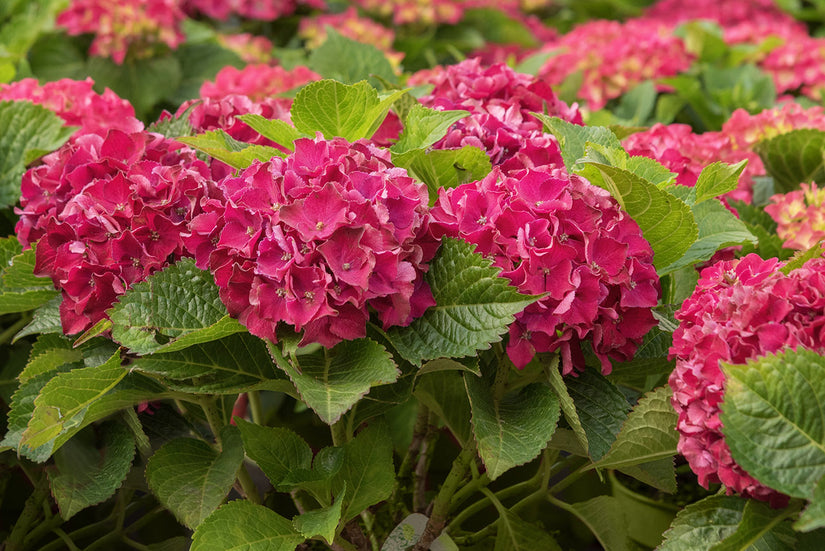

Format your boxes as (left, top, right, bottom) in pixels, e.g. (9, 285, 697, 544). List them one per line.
(669, 254, 825, 505)
(177, 94, 292, 147)
(410, 58, 581, 166)
(182, 0, 324, 21)
(0, 78, 142, 138)
(643, 0, 799, 33)
(185, 135, 437, 347)
(299, 8, 403, 67)
(216, 34, 275, 65)
(57, 0, 186, 64)
(199, 64, 319, 102)
(765, 183, 825, 250)
(17, 130, 213, 334)
(536, 19, 693, 111)
(428, 161, 659, 374)
(351, 0, 464, 25)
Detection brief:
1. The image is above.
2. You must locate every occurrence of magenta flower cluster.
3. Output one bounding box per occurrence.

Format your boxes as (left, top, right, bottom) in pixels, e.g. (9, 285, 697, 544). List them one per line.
(181, 0, 324, 21)
(669, 254, 825, 504)
(428, 164, 660, 374)
(0, 78, 143, 139)
(410, 58, 583, 166)
(17, 130, 212, 334)
(185, 135, 437, 348)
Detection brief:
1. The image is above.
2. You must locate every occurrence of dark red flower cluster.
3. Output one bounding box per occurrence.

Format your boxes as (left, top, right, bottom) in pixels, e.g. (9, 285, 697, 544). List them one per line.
(185, 135, 436, 347)
(428, 162, 660, 374)
(17, 130, 213, 334)
(409, 58, 582, 166)
(0, 78, 142, 139)
(669, 254, 825, 504)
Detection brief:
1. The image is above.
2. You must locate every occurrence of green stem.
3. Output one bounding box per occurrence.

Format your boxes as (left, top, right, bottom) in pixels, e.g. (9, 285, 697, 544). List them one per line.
(21, 509, 66, 550)
(360, 511, 379, 551)
(0, 313, 32, 346)
(447, 472, 540, 530)
(411, 447, 475, 551)
(121, 408, 152, 462)
(332, 536, 360, 551)
(50, 529, 81, 551)
(546, 460, 590, 496)
(248, 390, 264, 425)
(449, 473, 491, 511)
(198, 396, 225, 447)
(330, 418, 349, 446)
(237, 463, 261, 505)
(122, 538, 152, 551)
(5, 473, 48, 551)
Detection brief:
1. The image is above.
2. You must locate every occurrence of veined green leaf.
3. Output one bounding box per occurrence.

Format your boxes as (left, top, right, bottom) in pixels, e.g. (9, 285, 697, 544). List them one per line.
(391, 104, 469, 154)
(176, 129, 285, 169)
(191, 500, 305, 551)
(237, 113, 306, 151)
(755, 128, 825, 194)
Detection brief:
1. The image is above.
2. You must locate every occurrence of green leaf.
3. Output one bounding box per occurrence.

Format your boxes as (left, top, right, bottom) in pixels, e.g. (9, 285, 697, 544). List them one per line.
(0, 101, 74, 208)
(709, 500, 798, 551)
(391, 104, 469, 154)
(796, 478, 825, 532)
(533, 114, 622, 171)
(466, 375, 560, 480)
(292, 487, 345, 544)
(19, 333, 83, 383)
(413, 371, 472, 446)
(567, 496, 630, 551)
(580, 162, 698, 272)
(659, 495, 795, 551)
(167, 42, 244, 106)
(721, 347, 825, 498)
(176, 129, 285, 169)
(237, 114, 306, 151)
(595, 386, 678, 492)
(47, 421, 135, 520)
(779, 243, 825, 275)
(386, 238, 538, 365)
(694, 160, 748, 204)
(334, 422, 395, 522)
(133, 333, 285, 394)
(567, 368, 631, 461)
(392, 146, 492, 204)
(658, 194, 757, 273)
(146, 425, 245, 529)
(307, 28, 397, 87)
(13, 294, 62, 342)
(493, 506, 562, 551)
(0, 243, 59, 314)
(271, 338, 398, 424)
(755, 129, 825, 194)
(109, 259, 245, 355)
(544, 355, 589, 459)
(612, 80, 657, 126)
(419, 357, 481, 377)
(608, 328, 674, 393)
(87, 56, 182, 120)
(22, 351, 127, 450)
(191, 500, 305, 551)
(291, 79, 405, 142)
(235, 419, 313, 489)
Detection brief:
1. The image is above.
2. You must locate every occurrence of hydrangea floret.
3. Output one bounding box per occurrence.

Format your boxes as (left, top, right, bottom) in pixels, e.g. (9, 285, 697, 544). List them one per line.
(669, 254, 825, 504)
(185, 135, 436, 347)
(765, 183, 825, 250)
(16, 130, 213, 334)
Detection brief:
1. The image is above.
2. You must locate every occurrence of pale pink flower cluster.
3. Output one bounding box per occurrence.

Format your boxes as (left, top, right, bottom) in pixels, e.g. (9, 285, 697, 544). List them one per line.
(216, 34, 275, 65)
(765, 183, 825, 250)
(199, 64, 319, 102)
(185, 136, 437, 347)
(0, 78, 142, 139)
(298, 7, 403, 66)
(56, 0, 186, 64)
(536, 19, 693, 110)
(670, 254, 825, 505)
(182, 0, 324, 21)
(350, 0, 465, 25)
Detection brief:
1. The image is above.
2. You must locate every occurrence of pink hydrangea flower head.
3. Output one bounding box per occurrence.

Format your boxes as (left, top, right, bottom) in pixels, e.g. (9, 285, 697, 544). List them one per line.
(765, 183, 825, 250)
(669, 253, 825, 504)
(57, 0, 186, 64)
(351, 0, 464, 25)
(17, 130, 214, 334)
(428, 163, 659, 374)
(537, 19, 693, 110)
(199, 64, 320, 102)
(185, 135, 437, 347)
(0, 78, 142, 138)
(643, 0, 799, 31)
(182, 0, 325, 21)
(216, 34, 275, 65)
(298, 8, 403, 67)
(410, 58, 581, 167)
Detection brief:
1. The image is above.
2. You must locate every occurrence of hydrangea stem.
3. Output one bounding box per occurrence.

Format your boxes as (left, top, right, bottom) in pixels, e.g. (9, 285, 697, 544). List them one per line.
(411, 447, 476, 551)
